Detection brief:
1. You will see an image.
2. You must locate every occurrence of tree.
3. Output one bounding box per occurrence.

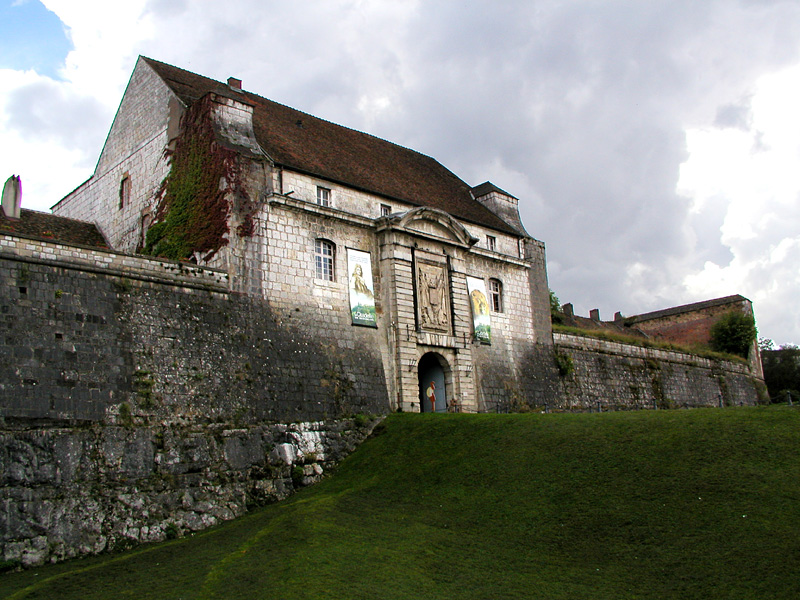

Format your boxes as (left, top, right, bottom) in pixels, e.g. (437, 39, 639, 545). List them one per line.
(761, 345, 800, 402)
(758, 337, 775, 352)
(709, 311, 757, 358)
(549, 290, 563, 324)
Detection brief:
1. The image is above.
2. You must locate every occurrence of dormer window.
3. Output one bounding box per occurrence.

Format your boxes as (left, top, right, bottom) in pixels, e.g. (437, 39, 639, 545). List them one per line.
(119, 174, 131, 210)
(316, 186, 330, 207)
(487, 235, 496, 252)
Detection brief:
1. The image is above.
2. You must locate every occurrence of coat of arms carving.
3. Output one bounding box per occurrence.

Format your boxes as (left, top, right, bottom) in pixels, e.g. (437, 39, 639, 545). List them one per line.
(416, 262, 451, 332)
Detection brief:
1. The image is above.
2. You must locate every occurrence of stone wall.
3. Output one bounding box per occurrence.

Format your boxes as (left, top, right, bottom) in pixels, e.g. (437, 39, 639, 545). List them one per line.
(1, 238, 391, 566)
(1, 236, 389, 425)
(53, 58, 174, 253)
(1, 418, 378, 568)
(0, 231, 765, 567)
(554, 333, 763, 410)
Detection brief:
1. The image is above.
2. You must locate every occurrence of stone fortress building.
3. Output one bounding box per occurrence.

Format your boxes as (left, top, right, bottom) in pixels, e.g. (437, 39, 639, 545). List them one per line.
(51, 56, 559, 414)
(0, 57, 765, 566)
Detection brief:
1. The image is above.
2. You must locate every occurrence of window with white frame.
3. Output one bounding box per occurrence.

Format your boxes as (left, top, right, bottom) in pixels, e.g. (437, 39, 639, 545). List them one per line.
(315, 239, 335, 281)
(488, 278, 503, 312)
(380, 204, 391, 217)
(316, 186, 331, 207)
(487, 235, 496, 252)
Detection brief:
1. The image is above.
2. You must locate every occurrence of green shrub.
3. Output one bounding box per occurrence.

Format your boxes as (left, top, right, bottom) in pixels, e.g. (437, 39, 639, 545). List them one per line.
(710, 311, 757, 358)
(164, 523, 180, 541)
(291, 466, 305, 487)
(118, 402, 132, 428)
(550, 290, 564, 324)
(0, 559, 21, 573)
(554, 350, 574, 377)
(761, 346, 800, 401)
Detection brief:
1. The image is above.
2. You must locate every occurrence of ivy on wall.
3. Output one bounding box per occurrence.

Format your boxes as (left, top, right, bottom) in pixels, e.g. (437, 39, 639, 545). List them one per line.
(143, 95, 254, 262)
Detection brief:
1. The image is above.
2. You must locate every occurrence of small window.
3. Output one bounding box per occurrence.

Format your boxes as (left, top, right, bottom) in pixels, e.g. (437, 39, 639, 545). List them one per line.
(380, 204, 391, 217)
(119, 174, 131, 210)
(140, 210, 153, 249)
(487, 235, 496, 252)
(316, 186, 331, 207)
(315, 239, 335, 281)
(489, 278, 503, 313)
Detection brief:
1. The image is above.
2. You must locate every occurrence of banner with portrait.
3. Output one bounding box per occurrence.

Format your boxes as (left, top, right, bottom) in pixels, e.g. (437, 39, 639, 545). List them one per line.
(347, 249, 377, 327)
(466, 276, 491, 344)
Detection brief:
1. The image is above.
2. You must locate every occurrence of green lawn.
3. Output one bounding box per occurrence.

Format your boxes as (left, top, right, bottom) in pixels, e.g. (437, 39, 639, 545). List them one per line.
(2, 407, 799, 599)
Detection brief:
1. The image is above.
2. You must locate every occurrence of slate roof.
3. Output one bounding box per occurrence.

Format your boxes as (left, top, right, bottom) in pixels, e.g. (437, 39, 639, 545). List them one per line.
(141, 57, 519, 235)
(0, 209, 109, 248)
(471, 181, 518, 200)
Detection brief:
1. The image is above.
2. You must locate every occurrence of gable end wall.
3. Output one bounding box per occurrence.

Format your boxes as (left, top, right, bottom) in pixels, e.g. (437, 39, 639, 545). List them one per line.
(53, 59, 176, 253)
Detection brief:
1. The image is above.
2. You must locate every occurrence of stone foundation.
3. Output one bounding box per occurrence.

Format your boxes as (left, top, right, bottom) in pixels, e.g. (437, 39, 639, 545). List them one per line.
(1, 418, 378, 568)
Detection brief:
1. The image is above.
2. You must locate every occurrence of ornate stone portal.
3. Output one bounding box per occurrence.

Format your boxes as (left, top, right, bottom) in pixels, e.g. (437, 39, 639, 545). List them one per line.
(416, 261, 451, 332)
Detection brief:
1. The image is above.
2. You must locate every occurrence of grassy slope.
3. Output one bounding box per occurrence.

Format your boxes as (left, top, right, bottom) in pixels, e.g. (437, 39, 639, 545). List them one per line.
(2, 407, 799, 599)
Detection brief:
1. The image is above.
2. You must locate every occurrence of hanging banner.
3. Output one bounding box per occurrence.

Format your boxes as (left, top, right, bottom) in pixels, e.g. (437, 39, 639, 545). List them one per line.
(347, 249, 377, 327)
(466, 276, 491, 344)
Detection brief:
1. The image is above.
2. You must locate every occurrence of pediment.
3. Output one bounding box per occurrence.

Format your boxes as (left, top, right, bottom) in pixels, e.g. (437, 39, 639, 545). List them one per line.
(389, 207, 478, 247)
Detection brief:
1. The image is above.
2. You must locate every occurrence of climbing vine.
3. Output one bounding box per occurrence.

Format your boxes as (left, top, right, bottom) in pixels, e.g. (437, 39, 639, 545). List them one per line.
(143, 95, 254, 261)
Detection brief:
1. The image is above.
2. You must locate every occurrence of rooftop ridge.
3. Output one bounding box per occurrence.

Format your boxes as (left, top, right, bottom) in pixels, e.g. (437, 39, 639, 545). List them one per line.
(628, 295, 748, 323)
(141, 56, 455, 172)
(140, 56, 518, 235)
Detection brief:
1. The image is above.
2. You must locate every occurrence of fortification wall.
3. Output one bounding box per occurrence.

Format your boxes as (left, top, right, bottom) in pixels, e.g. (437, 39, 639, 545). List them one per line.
(0, 233, 765, 567)
(554, 333, 763, 410)
(1, 418, 378, 568)
(1, 235, 389, 424)
(0, 235, 390, 566)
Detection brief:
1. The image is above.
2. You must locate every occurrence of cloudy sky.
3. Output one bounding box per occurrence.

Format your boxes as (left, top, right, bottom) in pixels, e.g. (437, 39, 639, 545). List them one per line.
(2, 0, 799, 345)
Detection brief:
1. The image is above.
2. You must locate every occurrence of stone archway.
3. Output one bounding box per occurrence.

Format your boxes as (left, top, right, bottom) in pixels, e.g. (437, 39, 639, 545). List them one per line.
(418, 352, 449, 413)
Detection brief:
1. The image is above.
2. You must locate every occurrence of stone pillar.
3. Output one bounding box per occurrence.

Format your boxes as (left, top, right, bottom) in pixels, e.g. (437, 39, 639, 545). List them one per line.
(378, 233, 419, 411)
(448, 251, 477, 411)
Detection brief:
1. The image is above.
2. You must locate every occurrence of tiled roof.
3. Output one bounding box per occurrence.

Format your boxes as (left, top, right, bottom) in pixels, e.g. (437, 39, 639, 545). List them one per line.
(0, 209, 109, 248)
(471, 181, 518, 200)
(142, 57, 519, 235)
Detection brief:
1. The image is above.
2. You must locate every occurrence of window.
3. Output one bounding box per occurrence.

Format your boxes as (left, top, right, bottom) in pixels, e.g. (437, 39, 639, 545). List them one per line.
(315, 239, 335, 281)
(119, 174, 131, 209)
(140, 210, 153, 249)
(380, 204, 391, 217)
(487, 235, 496, 252)
(489, 278, 503, 312)
(316, 186, 331, 207)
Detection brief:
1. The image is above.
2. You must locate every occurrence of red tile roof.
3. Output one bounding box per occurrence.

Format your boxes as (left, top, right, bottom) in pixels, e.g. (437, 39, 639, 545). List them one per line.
(142, 57, 518, 235)
(0, 209, 109, 248)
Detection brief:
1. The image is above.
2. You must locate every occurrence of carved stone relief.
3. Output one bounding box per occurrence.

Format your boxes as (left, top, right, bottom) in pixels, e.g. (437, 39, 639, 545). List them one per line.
(416, 261, 451, 333)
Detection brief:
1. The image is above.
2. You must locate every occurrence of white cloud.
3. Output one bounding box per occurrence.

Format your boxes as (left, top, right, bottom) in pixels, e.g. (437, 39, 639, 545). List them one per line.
(678, 64, 800, 345)
(2, 0, 800, 344)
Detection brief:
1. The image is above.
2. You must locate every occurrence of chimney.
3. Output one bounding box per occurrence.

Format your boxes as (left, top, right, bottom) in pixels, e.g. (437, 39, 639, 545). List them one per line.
(589, 308, 600, 321)
(562, 303, 574, 317)
(227, 77, 242, 91)
(2, 175, 22, 220)
(614, 311, 624, 322)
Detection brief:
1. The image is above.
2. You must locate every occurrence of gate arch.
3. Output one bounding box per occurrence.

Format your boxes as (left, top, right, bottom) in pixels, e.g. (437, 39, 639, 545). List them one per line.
(418, 352, 450, 413)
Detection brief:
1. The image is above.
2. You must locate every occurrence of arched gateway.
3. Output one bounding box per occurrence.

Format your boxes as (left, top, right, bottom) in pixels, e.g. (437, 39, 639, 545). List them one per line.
(418, 352, 448, 413)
